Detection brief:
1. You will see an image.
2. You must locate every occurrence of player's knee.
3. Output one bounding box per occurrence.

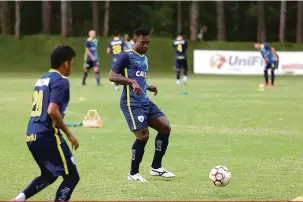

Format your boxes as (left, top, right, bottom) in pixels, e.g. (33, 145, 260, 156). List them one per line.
(163, 124, 171, 134)
(94, 67, 99, 72)
(135, 129, 149, 141)
(65, 171, 80, 184)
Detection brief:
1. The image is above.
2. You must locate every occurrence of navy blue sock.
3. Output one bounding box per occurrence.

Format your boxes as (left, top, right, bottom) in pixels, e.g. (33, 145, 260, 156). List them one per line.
(152, 133, 170, 169)
(82, 72, 88, 85)
(55, 173, 80, 201)
(130, 139, 147, 175)
(264, 70, 268, 83)
(23, 175, 57, 199)
(95, 72, 100, 85)
(176, 71, 181, 80)
(271, 70, 275, 85)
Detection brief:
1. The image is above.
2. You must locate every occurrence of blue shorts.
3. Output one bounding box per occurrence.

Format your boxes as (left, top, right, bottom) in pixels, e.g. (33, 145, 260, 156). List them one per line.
(26, 133, 78, 177)
(121, 101, 165, 132)
(176, 59, 188, 70)
(85, 60, 99, 69)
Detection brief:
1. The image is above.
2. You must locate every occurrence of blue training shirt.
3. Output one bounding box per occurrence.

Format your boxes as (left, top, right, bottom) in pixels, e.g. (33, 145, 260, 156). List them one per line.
(26, 69, 70, 137)
(260, 43, 275, 64)
(108, 37, 126, 59)
(112, 50, 149, 106)
(173, 39, 188, 60)
(85, 37, 98, 61)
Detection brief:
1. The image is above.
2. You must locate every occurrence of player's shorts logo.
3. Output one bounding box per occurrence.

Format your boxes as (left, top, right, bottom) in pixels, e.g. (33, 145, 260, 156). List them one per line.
(210, 54, 226, 69)
(137, 115, 144, 123)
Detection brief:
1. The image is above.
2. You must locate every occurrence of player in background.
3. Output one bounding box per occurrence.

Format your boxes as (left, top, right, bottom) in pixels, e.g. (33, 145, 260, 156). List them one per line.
(173, 32, 188, 85)
(11, 45, 80, 202)
(124, 33, 135, 50)
(107, 30, 127, 91)
(254, 42, 279, 87)
(109, 28, 175, 182)
(82, 30, 101, 86)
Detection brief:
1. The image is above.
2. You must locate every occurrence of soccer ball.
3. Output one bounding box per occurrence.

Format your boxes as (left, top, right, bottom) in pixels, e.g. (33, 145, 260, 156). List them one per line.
(209, 165, 232, 186)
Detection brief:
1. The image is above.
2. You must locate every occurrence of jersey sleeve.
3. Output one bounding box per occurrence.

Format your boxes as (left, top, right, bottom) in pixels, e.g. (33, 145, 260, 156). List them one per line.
(50, 78, 70, 106)
(85, 40, 89, 48)
(263, 43, 271, 50)
(111, 51, 129, 73)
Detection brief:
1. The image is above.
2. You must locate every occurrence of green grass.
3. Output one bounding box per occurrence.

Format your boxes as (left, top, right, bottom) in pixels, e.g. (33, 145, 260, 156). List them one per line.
(1, 72, 303, 200)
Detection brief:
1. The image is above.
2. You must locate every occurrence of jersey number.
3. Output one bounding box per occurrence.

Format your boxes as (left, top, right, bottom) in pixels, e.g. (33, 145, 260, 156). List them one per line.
(112, 45, 122, 55)
(177, 44, 183, 53)
(31, 90, 43, 117)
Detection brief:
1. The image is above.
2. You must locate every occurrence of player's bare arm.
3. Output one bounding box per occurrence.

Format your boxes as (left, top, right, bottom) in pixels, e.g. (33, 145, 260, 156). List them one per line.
(109, 70, 143, 93)
(48, 103, 79, 150)
(86, 48, 96, 61)
(106, 47, 111, 55)
(147, 85, 158, 96)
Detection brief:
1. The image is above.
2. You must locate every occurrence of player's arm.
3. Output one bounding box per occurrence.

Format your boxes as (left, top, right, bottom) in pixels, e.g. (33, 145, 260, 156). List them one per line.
(271, 47, 278, 60)
(122, 41, 127, 51)
(85, 41, 96, 61)
(147, 84, 158, 96)
(106, 42, 112, 55)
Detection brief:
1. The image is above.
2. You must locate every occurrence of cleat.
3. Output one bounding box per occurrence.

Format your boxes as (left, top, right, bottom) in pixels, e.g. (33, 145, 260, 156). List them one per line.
(127, 173, 148, 182)
(264, 82, 268, 86)
(269, 84, 275, 87)
(150, 167, 175, 178)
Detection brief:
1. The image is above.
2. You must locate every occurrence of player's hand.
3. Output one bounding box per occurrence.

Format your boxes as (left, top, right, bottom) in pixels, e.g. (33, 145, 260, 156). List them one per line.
(147, 85, 158, 96)
(130, 80, 143, 94)
(67, 134, 79, 150)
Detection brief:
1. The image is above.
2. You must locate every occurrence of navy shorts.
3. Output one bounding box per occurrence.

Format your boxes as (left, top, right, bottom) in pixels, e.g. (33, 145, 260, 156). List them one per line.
(121, 101, 165, 132)
(176, 59, 188, 70)
(26, 133, 78, 177)
(85, 60, 99, 69)
(265, 62, 275, 70)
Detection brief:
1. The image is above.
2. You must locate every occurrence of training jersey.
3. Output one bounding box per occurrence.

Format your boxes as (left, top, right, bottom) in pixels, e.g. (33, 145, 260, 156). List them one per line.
(260, 43, 276, 64)
(125, 40, 135, 50)
(26, 69, 70, 137)
(112, 50, 149, 106)
(108, 37, 126, 58)
(173, 39, 188, 60)
(85, 37, 98, 61)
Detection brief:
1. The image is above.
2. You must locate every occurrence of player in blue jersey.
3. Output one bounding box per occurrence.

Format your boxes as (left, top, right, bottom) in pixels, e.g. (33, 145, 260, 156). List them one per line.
(109, 28, 175, 182)
(124, 33, 135, 50)
(173, 32, 188, 85)
(82, 30, 101, 86)
(11, 45, 80, 202)
(254, 42, 279, 87)
(107, 30, 127, 91)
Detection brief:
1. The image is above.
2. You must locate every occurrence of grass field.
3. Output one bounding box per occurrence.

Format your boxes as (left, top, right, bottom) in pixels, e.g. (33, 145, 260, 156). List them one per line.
(1, 72, 303, 200)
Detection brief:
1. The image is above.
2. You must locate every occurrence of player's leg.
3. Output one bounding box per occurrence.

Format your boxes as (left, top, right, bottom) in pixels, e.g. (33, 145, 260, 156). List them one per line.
(264, 64, 270, 86)
(93, 61, 101, 86)
(183, 59, 188, 84)
(270, 66, 275, 87)
(82, 61, 91, 85)
(176, 60, 181, 84)
(147, 102, 175, 178)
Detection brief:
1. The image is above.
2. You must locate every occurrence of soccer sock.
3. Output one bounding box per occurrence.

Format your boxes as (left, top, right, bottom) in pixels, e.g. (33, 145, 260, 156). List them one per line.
(130, 139, 147, 175)
(55, 174, 80, 201)
(184, 68, 188, 77)
(152, 133, 170, 169)
(22, 175, 57, 199)
(82, 72, 88, 85)
(95, 72, 100, 85)
(264, 70, 268, 83)
(271, 71, 275, 85)
(176, 71, 181, 80)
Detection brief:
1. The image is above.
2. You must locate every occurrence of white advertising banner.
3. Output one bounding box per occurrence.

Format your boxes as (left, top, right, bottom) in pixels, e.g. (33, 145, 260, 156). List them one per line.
(193, 50, 303, 75)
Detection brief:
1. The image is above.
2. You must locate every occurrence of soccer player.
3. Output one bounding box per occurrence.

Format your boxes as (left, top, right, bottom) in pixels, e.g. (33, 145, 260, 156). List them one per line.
(254, 42, 279, 87)
(107, 30, 127, 91)
(124, 33, 135, 50)
(109, 28, 175, 182)
(12, 45, 80, 201)
(82, 30, 101, 86)
(173, 32, 188, 85)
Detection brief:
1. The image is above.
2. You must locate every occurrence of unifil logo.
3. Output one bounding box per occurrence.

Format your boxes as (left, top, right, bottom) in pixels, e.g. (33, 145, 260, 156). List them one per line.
(228, 56, 264, 66)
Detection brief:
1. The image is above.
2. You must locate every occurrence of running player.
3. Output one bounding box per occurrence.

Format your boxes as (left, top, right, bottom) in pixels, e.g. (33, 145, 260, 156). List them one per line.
(11, 45, 80, 201)
(109, 28, 175, 182)
(124, 33, 135, 50)
(173, 32, 188, 85)
(254, 42, 279, 87)
(82, 30, 101, 86)
(107, 30, 127, 91)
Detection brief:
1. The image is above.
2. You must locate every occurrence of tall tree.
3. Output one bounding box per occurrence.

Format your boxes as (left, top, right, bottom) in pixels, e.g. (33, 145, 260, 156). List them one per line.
(60, 0, 68, 37)
(0, 1, 9, 34)
(92, 1, 99, 34)
(103, 0, 110, 37)
(216, 1, 226, 41)
(189, 1, 199, 40)
(297, 1, 303, 43)
(68, 0, 72, 35)
(177, 1, 182, 33)
(42, 1, 51, 33)
(15, 0, 20, 39)
(257, 1, 267, 42)
(279, 0, 287, 42)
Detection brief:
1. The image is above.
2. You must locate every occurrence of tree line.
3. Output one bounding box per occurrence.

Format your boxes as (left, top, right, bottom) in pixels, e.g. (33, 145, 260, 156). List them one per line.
(0, 1, 301, 42)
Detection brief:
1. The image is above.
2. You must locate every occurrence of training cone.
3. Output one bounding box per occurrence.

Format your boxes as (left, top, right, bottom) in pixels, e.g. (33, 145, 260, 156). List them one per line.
(83, 109, 103, 128)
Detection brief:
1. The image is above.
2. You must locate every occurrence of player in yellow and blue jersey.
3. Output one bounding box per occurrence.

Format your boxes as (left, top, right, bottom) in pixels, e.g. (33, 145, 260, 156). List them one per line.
(254, 42, 279, 87)
(107, 30, 127, 91)
(124, 33, 135, 50)
(173, 32, 188, 85)
(11, 45, 80, 202)
(82, 30, 101, 86)
(109, 28, 175, 182)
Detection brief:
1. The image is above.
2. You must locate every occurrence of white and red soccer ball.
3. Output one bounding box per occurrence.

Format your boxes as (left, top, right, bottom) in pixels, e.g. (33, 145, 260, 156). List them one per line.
(209, 165, 232, 186)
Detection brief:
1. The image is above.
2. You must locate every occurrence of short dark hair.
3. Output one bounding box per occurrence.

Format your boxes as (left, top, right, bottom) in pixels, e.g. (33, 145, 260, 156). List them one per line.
(177, 32, 183, 36)
(134, 28, 149, 37)
(51, 45, 76, 69)
(113, 30, 119, 36)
